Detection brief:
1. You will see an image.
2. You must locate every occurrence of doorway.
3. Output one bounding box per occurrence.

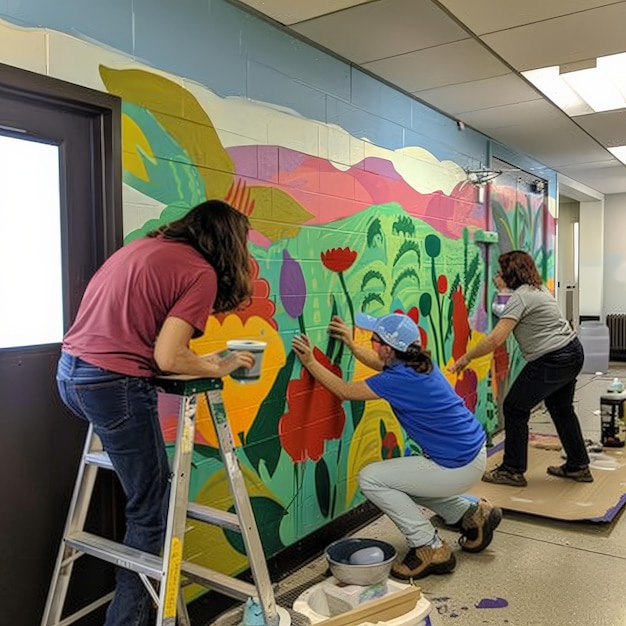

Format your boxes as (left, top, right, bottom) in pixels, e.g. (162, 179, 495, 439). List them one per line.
(0, 64, 121, 625)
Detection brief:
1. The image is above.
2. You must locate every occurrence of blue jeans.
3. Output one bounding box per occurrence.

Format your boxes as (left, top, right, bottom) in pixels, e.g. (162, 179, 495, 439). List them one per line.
(56, 352, 171, 626)
(502, 338, 589, 473)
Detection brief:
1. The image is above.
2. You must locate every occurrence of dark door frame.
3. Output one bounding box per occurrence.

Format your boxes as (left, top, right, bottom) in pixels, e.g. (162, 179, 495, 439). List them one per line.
(0, 62, 123, 322)
(0, 63, 122, 625)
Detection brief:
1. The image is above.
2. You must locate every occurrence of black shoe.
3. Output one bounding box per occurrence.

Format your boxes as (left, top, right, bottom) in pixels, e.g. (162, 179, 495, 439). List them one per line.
(547, 463, 593, 483)
(459, 499, 503, 553)
(391, 541, 456, 580)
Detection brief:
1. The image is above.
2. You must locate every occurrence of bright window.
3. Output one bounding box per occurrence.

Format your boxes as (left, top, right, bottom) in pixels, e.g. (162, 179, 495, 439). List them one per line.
(0, 134, 62, 348)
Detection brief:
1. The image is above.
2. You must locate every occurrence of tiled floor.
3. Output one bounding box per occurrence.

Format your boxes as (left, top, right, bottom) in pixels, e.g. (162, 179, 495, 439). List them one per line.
(215, 364, 626, 626)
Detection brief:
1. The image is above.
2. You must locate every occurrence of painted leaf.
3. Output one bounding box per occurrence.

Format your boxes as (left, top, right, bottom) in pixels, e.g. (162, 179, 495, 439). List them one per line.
(345, 400, 404, 506)
(244, 351, 297, 477)
(225, 497, 286, 556)
(246, 186, 315, 242)
(120, 104, 206, 209)
(99, 65, 235, 200)
(315, 458, 332, 518)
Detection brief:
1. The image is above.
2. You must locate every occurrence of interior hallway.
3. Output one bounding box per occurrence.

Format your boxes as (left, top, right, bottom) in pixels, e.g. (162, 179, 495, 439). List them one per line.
(220, 363, 626, 626)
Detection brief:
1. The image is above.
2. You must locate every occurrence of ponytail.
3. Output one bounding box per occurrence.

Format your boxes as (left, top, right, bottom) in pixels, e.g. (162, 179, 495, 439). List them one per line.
(394, 342, 433, 374)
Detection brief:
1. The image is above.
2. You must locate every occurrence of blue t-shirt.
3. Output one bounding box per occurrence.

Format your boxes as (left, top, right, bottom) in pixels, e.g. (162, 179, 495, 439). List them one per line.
(365, 363, 485, 468)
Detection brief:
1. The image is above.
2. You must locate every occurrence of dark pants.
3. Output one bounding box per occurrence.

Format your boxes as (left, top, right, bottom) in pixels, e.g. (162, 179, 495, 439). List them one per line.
(502, 338, 589, 473)
(56, 352, 170, 626)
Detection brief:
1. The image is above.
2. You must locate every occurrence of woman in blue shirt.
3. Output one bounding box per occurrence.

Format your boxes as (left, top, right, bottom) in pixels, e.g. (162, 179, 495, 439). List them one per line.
(292, 312, 501, 580)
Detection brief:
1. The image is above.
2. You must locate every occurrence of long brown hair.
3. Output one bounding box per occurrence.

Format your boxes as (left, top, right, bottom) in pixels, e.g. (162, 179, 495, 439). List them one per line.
(498, 250, 542, 290)
(147, 200, 253, 313)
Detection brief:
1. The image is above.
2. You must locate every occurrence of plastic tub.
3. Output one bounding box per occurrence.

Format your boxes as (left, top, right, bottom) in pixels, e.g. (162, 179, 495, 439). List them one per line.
(578, 321, 609, 374)
(293, 577, 432, 626)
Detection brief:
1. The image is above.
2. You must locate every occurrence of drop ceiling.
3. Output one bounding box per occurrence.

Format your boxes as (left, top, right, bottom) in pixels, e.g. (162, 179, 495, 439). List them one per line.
(231, 0, 626, 195)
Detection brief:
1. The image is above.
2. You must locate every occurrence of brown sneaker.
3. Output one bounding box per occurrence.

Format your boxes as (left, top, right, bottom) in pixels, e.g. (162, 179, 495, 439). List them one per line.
(459, 499, 503, 553)
(391, 540, 456, 580)
(547, 463, 593, 483)
(482, 465, 527, 487)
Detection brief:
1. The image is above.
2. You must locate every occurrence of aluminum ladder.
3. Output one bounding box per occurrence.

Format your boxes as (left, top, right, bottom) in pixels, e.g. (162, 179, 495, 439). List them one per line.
(41, 375, 280, 626)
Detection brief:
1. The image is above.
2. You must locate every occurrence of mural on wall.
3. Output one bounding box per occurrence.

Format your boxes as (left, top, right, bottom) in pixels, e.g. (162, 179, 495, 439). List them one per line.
(93, 65, 555, 592)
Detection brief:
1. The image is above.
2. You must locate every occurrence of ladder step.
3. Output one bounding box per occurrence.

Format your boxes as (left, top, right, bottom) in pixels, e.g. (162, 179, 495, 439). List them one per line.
(181, 561, 257, 601)
(187, 503, 241, 532)
(65, 532, 163, 579)
(65, 532, 257, 602)
(84, 451, 113, 469)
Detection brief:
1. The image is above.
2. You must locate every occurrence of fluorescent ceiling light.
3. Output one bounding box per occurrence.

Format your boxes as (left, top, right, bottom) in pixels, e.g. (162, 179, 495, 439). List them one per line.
(608, 145, 626, 165)
(561, 67, 625, 112)
(523, 51, 626, 116)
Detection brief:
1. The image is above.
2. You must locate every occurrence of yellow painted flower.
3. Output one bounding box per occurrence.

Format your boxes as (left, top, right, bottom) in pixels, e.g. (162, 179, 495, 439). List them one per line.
(190, 315, 285, 447)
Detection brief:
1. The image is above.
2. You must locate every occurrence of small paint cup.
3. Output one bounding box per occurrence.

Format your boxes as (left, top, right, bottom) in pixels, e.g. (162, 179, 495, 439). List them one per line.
(226, 340, 267, 382)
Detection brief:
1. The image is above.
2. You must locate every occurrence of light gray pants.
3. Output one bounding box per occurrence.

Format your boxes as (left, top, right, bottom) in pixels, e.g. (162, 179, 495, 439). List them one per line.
(358, 446, 487, 547)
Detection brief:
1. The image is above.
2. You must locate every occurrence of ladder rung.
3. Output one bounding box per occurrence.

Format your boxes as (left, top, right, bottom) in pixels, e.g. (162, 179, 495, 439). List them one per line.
(187, 503, 241, 532)
(65, 532, 163, 579)
(181, 561, 257, 601)
(84, 451, 113, 469)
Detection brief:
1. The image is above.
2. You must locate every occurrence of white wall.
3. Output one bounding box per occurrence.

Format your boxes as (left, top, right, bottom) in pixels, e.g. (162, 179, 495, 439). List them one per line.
(604, 193, 626, 313)
(579, 200, 604, 317)
(557, 200, 579, 325)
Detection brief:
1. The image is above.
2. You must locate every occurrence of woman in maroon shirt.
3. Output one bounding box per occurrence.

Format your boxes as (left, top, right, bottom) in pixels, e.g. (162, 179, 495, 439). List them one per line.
(57, 200, 254, 626)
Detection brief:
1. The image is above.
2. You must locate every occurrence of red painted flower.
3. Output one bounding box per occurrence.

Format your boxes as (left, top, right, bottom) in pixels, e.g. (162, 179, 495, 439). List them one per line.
(381, 431, 399, 460)
(279, 347, 346, 463)
(216, 257, 277, 328)
(437, 274, 448, 294)
(396, 306, 419, 325)
(321, 247, 358, 273)
(451, 286, 471, 361)
(455, 368, 478, 413)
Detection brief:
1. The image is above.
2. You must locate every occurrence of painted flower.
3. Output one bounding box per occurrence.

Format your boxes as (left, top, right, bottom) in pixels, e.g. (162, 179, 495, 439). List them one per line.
(279, 249, 306, 319)
(437, 274, 448, 294)
(455, 368, 478, 413)
(321, 247, 358, 326)
(381, 431, 400, 460)
(451, 286, 471, 361)
(279, 347, 346, 463)
(321, 247, 357, 273)
(216, 256, 276, 328)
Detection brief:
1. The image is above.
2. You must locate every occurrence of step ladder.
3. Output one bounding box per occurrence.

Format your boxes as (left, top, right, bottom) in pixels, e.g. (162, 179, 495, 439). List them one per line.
(41, 375, 283, 626)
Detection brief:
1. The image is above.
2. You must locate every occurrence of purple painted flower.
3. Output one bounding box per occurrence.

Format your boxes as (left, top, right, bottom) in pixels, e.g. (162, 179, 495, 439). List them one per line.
(279, 249, 306, 319)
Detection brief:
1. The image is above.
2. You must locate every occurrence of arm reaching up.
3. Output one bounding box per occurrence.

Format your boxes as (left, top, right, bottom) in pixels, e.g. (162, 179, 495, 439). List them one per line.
(328, 315, 383, 372)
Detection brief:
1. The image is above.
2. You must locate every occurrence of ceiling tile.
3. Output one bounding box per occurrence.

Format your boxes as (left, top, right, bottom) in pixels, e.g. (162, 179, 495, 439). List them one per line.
(435, 0, 618, 36)
(233, 0, 371, 26)
(292, 0, 467, 64)
(481, 3, 626, 71)
(557, 160, 626, 193)
(363, 39, 509, 92)
(457, 99, 563, 131)
(490, 120, 611, 167)
(414, 73, 543, 115)
(574, 110, 626, 147)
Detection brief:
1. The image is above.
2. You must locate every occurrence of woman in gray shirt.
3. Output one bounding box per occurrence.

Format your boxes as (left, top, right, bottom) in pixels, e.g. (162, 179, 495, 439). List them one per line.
(449, 250, 592, 486)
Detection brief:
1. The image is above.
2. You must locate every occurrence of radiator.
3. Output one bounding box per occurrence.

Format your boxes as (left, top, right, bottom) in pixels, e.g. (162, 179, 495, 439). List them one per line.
(606, 314, 626, 361)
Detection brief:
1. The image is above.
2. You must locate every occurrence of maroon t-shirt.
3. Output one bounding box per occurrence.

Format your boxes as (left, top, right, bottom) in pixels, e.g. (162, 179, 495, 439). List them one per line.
(63, 237, 217, 377)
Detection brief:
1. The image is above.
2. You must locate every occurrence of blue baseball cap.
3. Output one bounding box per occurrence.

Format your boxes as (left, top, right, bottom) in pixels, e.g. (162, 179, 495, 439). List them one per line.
(355, 312, 420, 351)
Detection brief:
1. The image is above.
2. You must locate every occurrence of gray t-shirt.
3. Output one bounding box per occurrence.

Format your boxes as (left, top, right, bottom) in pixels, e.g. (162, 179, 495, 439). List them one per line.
(500, 285, 575, 361)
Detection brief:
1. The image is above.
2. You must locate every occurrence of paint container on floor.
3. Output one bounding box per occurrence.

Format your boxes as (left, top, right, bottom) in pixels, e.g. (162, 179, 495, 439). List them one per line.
(600, 391, 626, 447)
